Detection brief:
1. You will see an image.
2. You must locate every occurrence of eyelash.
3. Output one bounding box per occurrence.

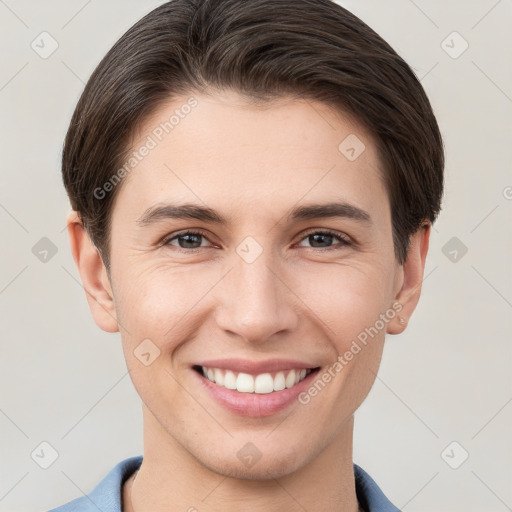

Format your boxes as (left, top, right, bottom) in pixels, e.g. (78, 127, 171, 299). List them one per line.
(161, 228, 352, 252)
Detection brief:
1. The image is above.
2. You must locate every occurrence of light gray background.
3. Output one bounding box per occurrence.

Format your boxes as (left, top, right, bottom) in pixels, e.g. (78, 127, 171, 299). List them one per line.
(1, 1, 511, 511)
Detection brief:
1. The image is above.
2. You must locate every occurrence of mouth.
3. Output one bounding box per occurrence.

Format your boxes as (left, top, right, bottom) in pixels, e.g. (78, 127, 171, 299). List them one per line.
(192, 365, 321, 394)
(190, 358, 323, 417)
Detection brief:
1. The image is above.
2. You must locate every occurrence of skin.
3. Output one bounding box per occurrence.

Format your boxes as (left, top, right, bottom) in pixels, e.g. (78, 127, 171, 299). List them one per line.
(68, 90, 430, 512)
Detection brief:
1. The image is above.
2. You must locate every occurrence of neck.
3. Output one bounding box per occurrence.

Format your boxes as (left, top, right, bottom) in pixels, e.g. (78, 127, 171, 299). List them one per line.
(124, 407, 361, 512)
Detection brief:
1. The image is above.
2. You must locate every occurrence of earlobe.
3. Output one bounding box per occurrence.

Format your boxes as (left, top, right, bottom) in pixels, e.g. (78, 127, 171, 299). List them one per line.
(66, 210, 119, 333)
(387, 223, 431, 335)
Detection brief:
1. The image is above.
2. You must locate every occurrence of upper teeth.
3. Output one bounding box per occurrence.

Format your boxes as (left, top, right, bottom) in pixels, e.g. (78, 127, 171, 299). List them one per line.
(201, 366, 311, 394)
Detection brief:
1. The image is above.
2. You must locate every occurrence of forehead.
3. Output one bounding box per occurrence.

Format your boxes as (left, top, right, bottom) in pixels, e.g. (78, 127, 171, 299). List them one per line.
(115, 90, 388, 223)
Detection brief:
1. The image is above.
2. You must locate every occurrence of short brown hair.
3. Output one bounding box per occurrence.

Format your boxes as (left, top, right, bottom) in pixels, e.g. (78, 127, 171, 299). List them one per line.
(62, 0, 444, 270)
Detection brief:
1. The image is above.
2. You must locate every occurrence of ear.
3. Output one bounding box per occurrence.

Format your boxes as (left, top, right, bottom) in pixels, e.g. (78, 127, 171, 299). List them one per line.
(387, 222, 431, 335)
(66, 210, 119, 333)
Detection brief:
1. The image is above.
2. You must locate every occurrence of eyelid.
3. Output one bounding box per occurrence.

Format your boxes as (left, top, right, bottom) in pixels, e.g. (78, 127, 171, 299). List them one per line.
(160, 228, 215, 248)
(160, 227, 353, 251)
(295, 228, 353, 248)
(299, 227, 351, 241)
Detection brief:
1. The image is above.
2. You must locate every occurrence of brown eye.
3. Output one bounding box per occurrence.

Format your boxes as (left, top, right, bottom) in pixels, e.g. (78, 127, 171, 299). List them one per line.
(297, 230, 351, 250)
(163, 230, 211, 250)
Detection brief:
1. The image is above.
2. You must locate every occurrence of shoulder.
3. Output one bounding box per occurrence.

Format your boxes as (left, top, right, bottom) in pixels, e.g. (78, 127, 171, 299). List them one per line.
(46, 455, 143, 512)
(354, 463, 401, 512)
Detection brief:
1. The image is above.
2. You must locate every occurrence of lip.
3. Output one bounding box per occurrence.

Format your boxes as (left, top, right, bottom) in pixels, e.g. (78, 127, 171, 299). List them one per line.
(193, 358, 319, 375)
(191, 363, 321, 418)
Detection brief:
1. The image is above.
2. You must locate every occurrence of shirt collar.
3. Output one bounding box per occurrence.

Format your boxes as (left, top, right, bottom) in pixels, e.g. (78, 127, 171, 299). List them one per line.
(49, 455, 401, 511)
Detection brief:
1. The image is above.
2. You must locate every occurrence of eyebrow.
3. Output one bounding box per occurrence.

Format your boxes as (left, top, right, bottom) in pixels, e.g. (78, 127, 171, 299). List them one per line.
(288, 202, 371, 223)
(136, 201, 371, 226)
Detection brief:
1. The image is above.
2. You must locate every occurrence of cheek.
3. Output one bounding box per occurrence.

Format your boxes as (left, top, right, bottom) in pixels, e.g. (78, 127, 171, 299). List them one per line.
(114, 255, 396, 348)
(114, 265, 204, 408)
(114, 262, 220, 347)
(297, 266, 393, 419)
(297, 261, 394, 343)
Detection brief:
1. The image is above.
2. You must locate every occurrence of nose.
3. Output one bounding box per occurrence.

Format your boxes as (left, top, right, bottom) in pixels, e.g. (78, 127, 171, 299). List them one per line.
(214, 249, 299, 345)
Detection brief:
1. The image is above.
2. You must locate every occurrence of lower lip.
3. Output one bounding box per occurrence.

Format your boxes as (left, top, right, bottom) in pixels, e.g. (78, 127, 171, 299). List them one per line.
(192, 368, 320, 417)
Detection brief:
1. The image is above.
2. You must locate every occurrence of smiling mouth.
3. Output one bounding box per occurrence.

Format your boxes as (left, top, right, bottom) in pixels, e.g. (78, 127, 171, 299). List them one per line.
(193, 365, 321, 394)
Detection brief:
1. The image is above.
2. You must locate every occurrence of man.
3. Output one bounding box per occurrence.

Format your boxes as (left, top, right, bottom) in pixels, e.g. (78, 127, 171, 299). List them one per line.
(50, 1, 444, 510)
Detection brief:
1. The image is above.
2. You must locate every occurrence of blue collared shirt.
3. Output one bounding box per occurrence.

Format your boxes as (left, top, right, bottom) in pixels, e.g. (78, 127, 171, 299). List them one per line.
(48, 455, 401, 511)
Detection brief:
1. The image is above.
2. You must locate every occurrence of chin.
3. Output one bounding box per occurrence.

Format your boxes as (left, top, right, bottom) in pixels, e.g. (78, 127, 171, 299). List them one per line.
(198, 450, 305, 481)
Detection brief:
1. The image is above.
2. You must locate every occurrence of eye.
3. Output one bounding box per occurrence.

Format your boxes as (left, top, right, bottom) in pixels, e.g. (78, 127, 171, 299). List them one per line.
(296, 229, 351, 250)
(162, 230, 213, 250)
(161, 228, 352, 252)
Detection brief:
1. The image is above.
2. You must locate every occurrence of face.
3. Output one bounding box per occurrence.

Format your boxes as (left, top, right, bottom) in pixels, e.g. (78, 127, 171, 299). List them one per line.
(76, 90, 423, 480)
